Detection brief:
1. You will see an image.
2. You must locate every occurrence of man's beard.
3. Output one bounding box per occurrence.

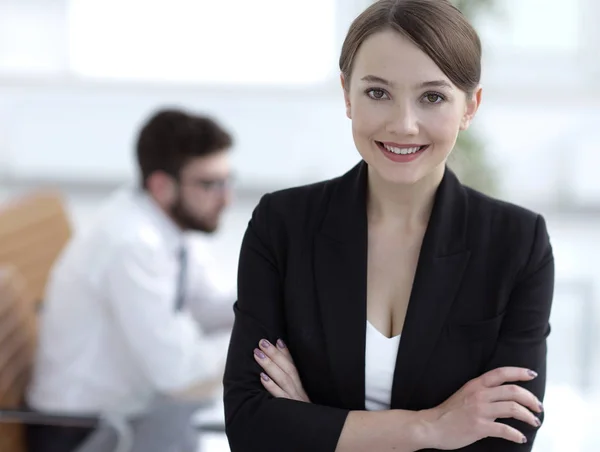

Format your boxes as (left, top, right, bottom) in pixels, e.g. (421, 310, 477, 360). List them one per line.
(170, 196, 218, 234)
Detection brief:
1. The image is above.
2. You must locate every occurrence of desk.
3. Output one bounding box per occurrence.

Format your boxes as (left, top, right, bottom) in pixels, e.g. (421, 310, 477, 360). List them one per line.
(193, 397, 229, 452)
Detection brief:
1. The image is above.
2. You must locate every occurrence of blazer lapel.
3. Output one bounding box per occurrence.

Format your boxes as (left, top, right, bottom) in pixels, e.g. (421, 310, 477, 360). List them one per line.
(314, 162, 368, 410)
(314, 162, 470, 410)
(390, 168, 471, 409)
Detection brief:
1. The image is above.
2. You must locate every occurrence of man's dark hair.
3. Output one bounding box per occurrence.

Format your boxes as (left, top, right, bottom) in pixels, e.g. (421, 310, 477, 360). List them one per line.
(136, 108, 233, 188)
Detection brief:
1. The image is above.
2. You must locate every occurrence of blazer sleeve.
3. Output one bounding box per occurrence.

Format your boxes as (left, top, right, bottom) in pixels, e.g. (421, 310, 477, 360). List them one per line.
(482, 214, 555, 451)
(223, 194, 350, 452)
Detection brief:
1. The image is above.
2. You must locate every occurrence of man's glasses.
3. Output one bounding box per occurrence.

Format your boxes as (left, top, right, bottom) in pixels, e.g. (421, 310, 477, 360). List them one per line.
(179, 176, 234, 192)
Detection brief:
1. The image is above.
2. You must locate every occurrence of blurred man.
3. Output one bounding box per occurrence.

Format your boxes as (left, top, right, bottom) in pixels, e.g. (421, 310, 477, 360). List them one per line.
(26, 108, 236, 452)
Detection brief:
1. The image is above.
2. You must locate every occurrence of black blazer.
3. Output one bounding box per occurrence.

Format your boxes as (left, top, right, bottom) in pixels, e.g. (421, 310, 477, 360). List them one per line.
(223, 161, 554, 452)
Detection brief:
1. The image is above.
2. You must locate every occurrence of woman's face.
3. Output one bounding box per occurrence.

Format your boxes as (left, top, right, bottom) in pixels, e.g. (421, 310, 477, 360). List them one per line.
(342, 29, 481, 186)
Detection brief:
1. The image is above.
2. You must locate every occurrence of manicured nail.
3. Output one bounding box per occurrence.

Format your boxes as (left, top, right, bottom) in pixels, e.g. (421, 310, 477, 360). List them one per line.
(534, 417, 541, 427)
(254, 348, 266, 359)
(260, 372, 270, 382)
(260, 339, 271, 348)
(538, 401, 544, 412)
(527, 370, 538, 378)
(277, 339, 286, 349)
(522, 435, 527, 443)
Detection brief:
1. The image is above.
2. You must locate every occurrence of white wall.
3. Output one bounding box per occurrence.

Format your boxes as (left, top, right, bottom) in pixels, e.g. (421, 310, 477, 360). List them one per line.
(2, 79, 600, 210)
(1, 0, 600, 207)
(0, 82, 357, 187)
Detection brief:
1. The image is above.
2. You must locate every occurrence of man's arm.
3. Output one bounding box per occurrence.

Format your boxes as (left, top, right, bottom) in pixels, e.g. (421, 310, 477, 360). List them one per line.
(184, 237, 236, 334)
(104, 238, 227, 395)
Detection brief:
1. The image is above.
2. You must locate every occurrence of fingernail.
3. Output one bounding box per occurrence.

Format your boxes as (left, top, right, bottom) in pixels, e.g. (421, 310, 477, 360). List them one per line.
(538, 401, 544, 412)
(534, 417, 541, 427)
(522, 435, 527, 443)
(260, 372, 270, 382)
(527, 370, 538, 378)
(277, 339, 286, 349)
(254, 348, 266, 359)
(260, 339, 271, 348)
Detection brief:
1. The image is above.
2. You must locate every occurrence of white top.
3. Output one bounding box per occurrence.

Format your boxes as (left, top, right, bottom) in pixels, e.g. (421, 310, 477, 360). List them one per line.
(27, 188, 235, 416)
(364, 321, 401, 411)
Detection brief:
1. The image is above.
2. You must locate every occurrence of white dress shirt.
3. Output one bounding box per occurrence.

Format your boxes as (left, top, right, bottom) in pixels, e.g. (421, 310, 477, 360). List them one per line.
(27, 188, 234, 416)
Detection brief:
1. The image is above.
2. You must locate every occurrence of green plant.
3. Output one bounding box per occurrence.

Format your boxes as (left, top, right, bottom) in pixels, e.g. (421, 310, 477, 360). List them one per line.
(449, 0, 500, 196)
(452, 0, 497, 16)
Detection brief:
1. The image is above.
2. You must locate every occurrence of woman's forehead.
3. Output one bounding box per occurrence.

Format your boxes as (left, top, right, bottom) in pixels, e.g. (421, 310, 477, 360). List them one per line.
(351, 30, 451, 87)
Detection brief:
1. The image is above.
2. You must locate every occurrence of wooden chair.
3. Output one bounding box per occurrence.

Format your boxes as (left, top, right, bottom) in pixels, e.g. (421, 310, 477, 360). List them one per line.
(0, 192, 98, 451)
(0, 191, 225, 451)
(0, 191, 72, 309)
(0, 267, 37, 452)
(0, 266, 100, 452)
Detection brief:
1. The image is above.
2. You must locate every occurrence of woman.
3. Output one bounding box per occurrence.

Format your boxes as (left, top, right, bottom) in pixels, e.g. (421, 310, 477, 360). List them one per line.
(223, 0, 554, 450)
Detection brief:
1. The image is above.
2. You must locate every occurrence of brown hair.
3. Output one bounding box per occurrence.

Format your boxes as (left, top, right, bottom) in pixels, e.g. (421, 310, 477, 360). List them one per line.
(136, 108, 233, 189)
(339, 0, 481, 95)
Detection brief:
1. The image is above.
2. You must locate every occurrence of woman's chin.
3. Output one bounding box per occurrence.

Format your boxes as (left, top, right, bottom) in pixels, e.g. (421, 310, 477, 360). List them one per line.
(369, 160, 427, 187)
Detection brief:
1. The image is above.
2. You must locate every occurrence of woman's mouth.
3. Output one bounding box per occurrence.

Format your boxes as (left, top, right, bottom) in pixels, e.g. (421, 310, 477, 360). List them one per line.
(375, 141, 430, 162)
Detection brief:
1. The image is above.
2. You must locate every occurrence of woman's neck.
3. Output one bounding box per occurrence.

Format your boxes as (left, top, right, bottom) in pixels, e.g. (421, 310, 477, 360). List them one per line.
(366, 164, 445, 230)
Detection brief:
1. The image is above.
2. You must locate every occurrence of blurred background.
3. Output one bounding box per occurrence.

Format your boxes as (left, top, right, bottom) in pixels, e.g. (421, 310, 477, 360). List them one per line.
(0, 0, 598, 451)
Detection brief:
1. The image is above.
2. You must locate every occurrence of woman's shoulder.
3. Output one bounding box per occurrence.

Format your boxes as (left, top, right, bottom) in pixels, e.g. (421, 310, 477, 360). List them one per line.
(464, 186, 552, 265)
(264, 178, 336, 212)
(465, 185, 544, 229)
(249, 175, 343, 235)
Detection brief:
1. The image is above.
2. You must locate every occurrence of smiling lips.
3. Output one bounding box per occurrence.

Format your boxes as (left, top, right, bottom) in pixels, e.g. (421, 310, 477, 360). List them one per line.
(375, 140, 430, 163)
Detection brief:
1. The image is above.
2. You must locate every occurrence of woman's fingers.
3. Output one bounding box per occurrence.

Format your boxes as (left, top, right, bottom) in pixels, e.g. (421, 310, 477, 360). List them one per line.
(483, 420, 529, 445)
(253, 338, 311, 402)
(477, 367, 538, 389)
(259, 372, 288, 398)
(487, 401, 541, 428)
(485, 384, 543, 414)
(253, 347, 293, 393)
(258, 339, 299, 379)
(273, 338, 293, 361)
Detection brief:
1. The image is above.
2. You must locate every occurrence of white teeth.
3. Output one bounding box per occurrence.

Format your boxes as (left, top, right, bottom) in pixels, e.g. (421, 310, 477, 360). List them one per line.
(383, 144, 422, 155)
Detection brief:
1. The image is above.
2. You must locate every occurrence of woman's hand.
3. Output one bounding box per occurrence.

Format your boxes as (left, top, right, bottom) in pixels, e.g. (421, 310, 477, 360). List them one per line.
(253, 339, 311, 403)
(421, 366, 543, 449)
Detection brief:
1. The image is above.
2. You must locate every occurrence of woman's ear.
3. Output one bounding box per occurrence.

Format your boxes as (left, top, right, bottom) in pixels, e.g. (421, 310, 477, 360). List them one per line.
(341, 73, 352, 120)
(460, 85, 482, 131)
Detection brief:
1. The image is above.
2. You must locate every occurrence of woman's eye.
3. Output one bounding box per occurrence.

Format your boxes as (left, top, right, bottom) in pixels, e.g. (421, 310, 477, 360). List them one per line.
(367, 89, 388, 100)
(424, 93, 443, 104)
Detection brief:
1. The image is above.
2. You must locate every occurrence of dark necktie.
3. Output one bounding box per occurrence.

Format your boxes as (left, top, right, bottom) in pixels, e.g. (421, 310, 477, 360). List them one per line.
(174, 245, 188, 311)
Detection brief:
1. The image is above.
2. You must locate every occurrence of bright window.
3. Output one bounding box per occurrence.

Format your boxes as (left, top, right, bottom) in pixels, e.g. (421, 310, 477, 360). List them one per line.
(477, 0, 580, 54)
(68, 0, 337, 84)
(0, 1, 67, 75)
